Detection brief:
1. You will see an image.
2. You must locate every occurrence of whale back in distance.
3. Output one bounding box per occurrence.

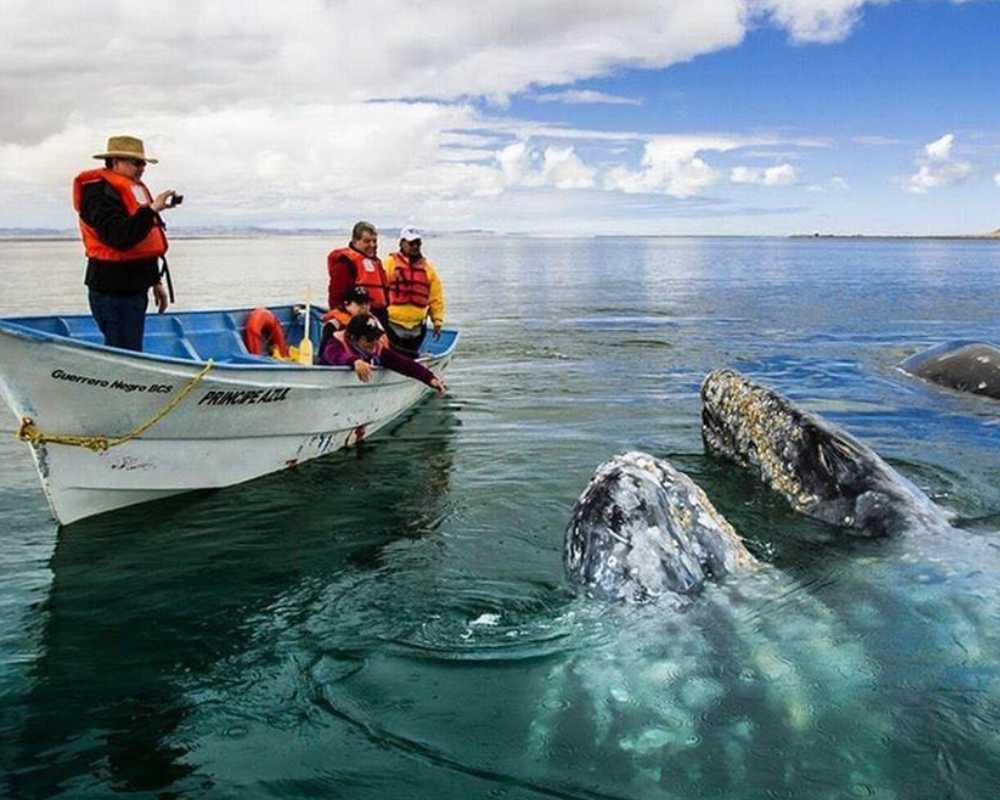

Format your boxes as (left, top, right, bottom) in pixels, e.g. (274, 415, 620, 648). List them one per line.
(900, 340, 1000, 400)
(700, 368, 947, 537)
(564, 452, 756, 602)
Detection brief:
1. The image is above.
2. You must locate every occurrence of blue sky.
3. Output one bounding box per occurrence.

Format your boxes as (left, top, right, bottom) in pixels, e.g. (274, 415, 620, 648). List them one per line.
(1, 0, 998, 235)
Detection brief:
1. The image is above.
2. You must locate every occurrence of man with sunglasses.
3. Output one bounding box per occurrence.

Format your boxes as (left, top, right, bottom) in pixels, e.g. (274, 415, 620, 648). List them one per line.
(384, 226, 446, 358)
(72, 136, 180, 351)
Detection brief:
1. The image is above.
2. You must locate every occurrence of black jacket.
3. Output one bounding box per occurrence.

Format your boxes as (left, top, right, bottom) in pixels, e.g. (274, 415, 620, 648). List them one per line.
(80, 180, 161, 294)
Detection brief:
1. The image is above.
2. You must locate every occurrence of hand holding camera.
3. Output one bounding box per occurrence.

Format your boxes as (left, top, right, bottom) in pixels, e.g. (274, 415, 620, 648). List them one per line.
(152, 189, 184, 212)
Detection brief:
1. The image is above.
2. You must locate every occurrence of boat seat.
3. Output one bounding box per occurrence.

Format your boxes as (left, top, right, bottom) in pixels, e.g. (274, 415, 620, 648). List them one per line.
(144, 334, 200, 360)
(186, 330, 250, 362)
(59, 316, 106, 344)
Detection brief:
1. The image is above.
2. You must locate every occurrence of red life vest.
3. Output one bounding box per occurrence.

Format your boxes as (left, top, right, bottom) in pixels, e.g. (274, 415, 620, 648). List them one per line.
(388, 252, 431, 308)
(328, 247, 388, 309)
(72, 168, 168, 261)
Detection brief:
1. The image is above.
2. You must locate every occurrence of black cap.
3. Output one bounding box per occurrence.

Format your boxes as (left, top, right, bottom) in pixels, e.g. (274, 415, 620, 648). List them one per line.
(346, 313, 383, 340)
(344, 286, 370, 305)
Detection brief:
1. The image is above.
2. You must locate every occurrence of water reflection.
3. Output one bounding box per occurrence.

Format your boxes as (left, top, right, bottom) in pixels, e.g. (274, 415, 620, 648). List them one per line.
(6, 402, 456, 798)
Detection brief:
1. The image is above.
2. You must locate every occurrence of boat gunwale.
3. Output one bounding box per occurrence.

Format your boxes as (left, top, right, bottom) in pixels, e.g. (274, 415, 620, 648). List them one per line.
(0, 309, 459, 373)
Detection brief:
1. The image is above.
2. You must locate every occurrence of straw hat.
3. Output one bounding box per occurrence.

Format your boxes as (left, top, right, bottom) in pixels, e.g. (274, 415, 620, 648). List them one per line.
(92, 135, 158, 164)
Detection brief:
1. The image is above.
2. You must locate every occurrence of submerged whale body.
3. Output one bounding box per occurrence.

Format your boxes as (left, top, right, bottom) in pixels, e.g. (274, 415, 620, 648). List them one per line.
(564, 452, 756, 602)
(701, 369, 948, 537)
(900, 340, 1000, 400)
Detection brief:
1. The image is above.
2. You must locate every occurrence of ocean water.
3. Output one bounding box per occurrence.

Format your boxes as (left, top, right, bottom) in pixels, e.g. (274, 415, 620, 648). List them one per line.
(1, 235, 999, 799)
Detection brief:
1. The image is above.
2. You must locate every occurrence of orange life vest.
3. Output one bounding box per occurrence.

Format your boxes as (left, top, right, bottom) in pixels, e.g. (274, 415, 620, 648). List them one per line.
(329, 247, 388, 309)
(72, 168, 168, 261)
(388, 252, 431, 308)
(321, 308, 352, 328)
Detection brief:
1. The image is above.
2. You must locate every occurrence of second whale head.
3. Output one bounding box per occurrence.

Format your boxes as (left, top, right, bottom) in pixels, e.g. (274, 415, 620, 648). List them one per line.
(564, 452, 756, 603)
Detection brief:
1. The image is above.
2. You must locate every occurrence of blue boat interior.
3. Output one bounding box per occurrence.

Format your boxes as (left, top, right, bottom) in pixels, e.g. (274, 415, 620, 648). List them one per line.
(0, 306, 457, 366)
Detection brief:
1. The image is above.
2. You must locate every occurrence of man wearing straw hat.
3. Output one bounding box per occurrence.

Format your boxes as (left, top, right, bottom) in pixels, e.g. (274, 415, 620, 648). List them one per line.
(72, 135, 180, 351)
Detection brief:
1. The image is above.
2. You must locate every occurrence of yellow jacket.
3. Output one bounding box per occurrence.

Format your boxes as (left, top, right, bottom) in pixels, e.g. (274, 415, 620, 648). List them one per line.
(384, 253, 445, 330)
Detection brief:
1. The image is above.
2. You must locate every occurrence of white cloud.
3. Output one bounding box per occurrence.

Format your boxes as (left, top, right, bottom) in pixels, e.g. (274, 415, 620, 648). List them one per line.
(766, 164, 798, 185)
(0, 110, 831, 228)
(925, 133, 955, 161)
(907, 162, 973, 194)
(0, 1, 882, 226)
(907, 133, 973, 193)
(541, 146, 596, 189)
(0, 103, 516, 226)
(604, 136, 766, 197)
(831, 175, 849, 190)
(739, 149, 805, 160)
(852, 135, 903, 146)
(0, 1, 748, 143)
(730, 163, 799, 186)
(995, 172, 1000, 188)
(498, 142, 534, 187)
(752, 1, 895, 44)
(534, 90, 642, 106)
(0, 1, 892, 143)
(497, 142, 594, 190)
(731, 166, 761, 184)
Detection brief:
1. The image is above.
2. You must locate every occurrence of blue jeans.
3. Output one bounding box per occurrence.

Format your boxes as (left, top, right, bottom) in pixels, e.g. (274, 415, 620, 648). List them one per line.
(88, 289, 148, 351)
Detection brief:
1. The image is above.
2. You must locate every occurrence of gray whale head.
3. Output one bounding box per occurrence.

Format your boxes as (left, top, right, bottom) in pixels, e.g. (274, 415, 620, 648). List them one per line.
(564, 452, 756, 603)
(701, 369, 947, 537)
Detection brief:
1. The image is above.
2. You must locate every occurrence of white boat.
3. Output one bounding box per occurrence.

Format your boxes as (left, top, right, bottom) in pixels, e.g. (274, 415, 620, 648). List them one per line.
(0, 305, 458, 525)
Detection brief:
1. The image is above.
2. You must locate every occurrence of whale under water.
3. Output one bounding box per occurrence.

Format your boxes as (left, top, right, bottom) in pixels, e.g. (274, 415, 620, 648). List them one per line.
(539, 371, 1000, 797)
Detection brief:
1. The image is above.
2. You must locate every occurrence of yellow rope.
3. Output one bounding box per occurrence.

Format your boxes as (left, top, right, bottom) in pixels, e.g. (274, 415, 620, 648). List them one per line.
(17, 360, 214, 453)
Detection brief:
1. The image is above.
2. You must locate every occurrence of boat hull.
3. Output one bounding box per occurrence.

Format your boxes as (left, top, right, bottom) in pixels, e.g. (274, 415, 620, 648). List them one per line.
(0, 325, 455, 525)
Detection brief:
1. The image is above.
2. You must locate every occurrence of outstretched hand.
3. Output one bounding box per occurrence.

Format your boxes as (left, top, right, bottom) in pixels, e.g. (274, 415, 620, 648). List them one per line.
(354, 360, 373, 383)
(429, 376, 447, 396)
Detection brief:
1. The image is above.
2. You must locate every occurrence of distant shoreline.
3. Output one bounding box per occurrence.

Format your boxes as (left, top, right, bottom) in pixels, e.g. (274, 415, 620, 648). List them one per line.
(0, 228, 497, 242)
(2, 230, 999, 242)
(789, 233, 1000, 241)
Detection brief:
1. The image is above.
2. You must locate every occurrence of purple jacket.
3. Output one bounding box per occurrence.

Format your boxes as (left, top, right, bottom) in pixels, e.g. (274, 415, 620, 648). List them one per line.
(318, 334, 436, 387)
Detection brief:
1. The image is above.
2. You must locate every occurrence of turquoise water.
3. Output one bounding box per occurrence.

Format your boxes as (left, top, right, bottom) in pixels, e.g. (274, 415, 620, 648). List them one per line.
(2, 236, 1000, 798)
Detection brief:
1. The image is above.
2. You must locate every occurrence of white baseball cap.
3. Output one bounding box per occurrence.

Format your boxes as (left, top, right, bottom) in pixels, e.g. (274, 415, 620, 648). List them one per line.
(399, 226, 422, 241)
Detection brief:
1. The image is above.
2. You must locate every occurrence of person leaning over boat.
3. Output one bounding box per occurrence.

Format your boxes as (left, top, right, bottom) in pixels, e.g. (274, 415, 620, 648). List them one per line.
(318, 314, 446, 395)
(72, 136, 178, 352)
(327, 221, 390, 329)
(383, 226, 445, 358)
(318, 285, 388, 353)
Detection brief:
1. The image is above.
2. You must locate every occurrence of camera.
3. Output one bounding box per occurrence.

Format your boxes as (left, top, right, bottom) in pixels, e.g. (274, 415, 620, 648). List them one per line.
(166, 193, 184, 208)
